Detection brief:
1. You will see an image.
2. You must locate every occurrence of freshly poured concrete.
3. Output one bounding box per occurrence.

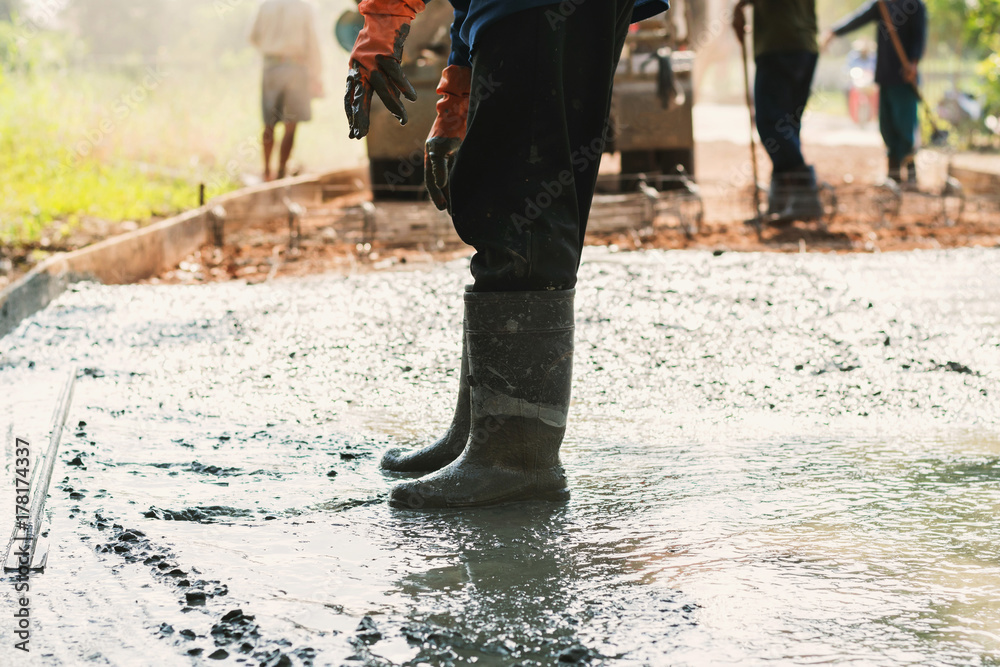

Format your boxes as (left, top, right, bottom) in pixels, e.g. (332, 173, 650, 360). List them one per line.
(1, 247, 998, 666)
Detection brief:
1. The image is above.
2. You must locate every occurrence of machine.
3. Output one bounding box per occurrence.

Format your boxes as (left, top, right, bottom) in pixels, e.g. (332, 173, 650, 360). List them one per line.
(335, 9, 698, 199)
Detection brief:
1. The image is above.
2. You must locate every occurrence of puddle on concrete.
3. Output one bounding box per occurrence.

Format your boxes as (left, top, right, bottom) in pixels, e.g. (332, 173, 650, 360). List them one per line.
(1, 248, 999, 665)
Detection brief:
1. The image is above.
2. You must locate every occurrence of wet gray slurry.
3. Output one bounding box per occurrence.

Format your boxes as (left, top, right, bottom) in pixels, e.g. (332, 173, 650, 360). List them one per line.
(1, 248, 999, 666)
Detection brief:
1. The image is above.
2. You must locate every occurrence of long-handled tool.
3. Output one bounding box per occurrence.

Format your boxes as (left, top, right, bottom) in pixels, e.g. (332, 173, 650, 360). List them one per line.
(876, 0, 949, 146)
(4, 367, 76, 573)
(739, 33, 765, 238)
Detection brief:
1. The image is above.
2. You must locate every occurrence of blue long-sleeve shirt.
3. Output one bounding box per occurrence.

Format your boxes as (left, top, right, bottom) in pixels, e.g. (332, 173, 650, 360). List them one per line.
(831, 0, 926, 87)
(447, 0, 670, 67)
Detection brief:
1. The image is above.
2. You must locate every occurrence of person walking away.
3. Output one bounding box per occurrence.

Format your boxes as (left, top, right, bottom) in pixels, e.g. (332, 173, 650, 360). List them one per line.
(823, 0, 927, 189)
(250, 0, 324, 181)
(733, 0, 825, 224)
(845, 39, 878, 125)
(344, 0, 669, 508)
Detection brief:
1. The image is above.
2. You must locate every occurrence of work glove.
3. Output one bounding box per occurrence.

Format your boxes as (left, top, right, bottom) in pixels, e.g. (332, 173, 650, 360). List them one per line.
(732, 0, 751, 43)
(424, 65, 471, 211)
(345, 0, 426, 139)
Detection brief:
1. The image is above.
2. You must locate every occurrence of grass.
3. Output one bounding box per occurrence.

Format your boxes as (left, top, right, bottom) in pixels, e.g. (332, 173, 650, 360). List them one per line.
(0, 71, 216, 246)
(0, 49, 365, 249)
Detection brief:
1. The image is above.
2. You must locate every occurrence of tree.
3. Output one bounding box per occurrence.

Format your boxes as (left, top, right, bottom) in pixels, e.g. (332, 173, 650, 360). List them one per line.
(921, 0, 970, 55)
(965, 0, 1000, 117)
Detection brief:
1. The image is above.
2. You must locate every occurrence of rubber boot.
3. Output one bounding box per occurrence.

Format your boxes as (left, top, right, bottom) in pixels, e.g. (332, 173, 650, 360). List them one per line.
(389, 289, 574, 509)
(380, 320, 470, 473)
(903, 155, 918, 192)
(887, 156, 902, 183)
(774, 164, 824, 222)
(766, 173, 790, 219)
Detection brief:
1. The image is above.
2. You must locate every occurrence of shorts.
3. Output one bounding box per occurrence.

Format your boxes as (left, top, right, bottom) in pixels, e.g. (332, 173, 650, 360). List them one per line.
(261, 61, 311, 125)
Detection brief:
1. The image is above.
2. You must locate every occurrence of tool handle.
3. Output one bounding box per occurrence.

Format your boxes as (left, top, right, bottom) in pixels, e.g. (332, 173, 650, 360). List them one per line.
(876, 0, 911, 70)
(875, 0, 946, 134)
(875, 0, 923, 101)
(740, 34, 762, 216)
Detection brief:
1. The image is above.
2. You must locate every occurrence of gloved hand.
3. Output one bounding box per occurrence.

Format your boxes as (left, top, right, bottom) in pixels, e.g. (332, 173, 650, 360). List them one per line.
(732, 0, 752, 43)
(345, 0, 426, 139)
(424, 65, 471, 211)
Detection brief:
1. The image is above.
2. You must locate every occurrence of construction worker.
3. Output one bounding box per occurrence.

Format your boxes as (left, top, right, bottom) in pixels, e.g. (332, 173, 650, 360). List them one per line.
(823, 0, 927, 188)
(250, 0, 324, 181)
(733, 0, 825, 224)
(345, 0, 668, 508)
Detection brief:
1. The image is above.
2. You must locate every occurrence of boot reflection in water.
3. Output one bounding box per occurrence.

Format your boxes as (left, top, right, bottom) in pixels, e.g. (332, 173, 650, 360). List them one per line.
(388, 502, 690, 660)
(391, 504, 580, 660)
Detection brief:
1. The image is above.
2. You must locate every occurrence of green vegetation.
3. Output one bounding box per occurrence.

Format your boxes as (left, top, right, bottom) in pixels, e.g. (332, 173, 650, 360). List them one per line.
(923, 0, 1000, 128)
(0, 0, 362, 250)
(964, 0, 1000, 120)
(0, 18, 239, 247)
(0, 71, 206, 245)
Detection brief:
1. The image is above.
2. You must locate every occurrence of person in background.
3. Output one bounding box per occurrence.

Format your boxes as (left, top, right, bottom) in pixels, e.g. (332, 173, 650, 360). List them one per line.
(823, 0, 927, 188)
(343, 0, 668, 509)
(250, 0, 324, 181)
(845, 39, 878, 125)
(733, 0, 825, 224)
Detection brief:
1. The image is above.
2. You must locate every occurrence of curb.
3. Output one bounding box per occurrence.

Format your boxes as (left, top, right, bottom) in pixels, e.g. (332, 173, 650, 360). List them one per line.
(0, 168, 366, 339)
(948, 165, 1000, 196)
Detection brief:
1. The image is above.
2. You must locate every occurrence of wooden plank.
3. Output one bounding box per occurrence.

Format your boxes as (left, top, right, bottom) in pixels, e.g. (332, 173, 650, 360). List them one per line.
(4, 367, 76, 572)
(948, 165, 1000, 197)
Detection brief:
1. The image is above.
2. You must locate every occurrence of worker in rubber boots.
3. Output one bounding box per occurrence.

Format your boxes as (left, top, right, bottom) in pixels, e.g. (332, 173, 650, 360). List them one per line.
(250, 0, 324, 181)
(823, 0, 927, 189)
(345, 0, 668, 508)
(733, 0, 825, 224)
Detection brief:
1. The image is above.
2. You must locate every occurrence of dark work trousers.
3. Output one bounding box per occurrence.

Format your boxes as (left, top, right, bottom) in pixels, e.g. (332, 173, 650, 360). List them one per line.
(754, 50, 818, 174)
(449, 1, 635, 292)
(879, 83, 919, 162)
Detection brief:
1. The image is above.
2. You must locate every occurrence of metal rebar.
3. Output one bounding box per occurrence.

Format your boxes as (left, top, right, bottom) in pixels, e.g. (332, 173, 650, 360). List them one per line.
(3, 366, 76, 572)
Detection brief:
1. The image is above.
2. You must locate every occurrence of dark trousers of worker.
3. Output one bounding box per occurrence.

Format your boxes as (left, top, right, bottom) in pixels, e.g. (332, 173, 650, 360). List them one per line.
(754, 50, 818, 174)
(879, 83, 919, 162)
(449, 1, 635, 292)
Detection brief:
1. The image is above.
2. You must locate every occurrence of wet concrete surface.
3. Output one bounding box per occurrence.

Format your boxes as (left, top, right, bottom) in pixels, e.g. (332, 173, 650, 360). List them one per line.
(1, 247, 999, 666)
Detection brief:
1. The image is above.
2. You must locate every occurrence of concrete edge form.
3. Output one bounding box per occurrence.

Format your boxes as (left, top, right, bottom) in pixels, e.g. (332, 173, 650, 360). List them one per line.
(948, 165, 1000, 196)
(0, 167, 368, 339)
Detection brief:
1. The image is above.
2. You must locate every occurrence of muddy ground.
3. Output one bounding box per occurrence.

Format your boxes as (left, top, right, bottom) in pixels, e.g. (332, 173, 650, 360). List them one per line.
(1, 247, 998, 665)
(3, 138, 998, 293)
(149, 140, 999, 286)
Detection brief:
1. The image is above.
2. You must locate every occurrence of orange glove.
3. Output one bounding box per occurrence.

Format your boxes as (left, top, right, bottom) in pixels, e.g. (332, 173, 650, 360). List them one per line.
(732, 0, 752, 44)
(424, 65, 471, 211)
(345, 0, 426, 139)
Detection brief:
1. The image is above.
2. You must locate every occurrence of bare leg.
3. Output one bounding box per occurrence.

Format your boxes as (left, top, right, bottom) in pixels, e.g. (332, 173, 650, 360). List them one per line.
(262, 124, 276, 181)
(277, 121, 298, 179)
